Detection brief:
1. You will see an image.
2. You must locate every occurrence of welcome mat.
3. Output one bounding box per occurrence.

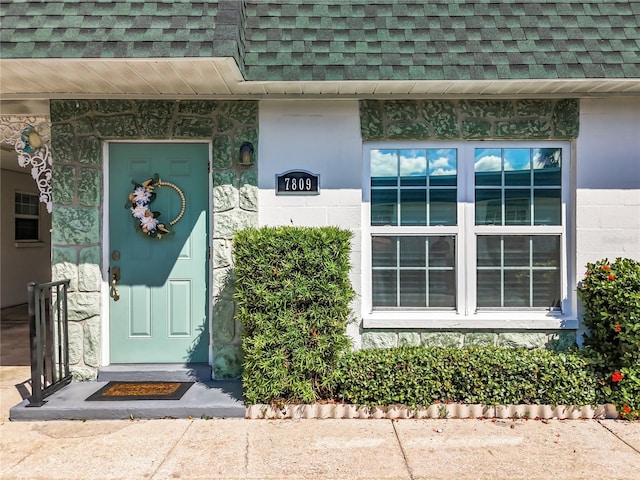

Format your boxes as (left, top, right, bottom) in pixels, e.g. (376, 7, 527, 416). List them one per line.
(86, 381, 193, 401)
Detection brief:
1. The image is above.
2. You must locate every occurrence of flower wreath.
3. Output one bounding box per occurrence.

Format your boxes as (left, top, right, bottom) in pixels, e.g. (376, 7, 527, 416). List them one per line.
(125, 174, 186, 239)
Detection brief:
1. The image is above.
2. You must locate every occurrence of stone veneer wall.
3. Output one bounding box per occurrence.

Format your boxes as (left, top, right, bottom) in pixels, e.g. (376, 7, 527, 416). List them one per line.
(360, 99, 579, 140)
(49, 99, 258, 379)
(359, 98, 579, 350)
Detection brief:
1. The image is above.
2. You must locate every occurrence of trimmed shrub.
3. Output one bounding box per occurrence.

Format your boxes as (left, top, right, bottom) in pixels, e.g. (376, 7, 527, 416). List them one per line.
(578, 257, 640, 420)
(336, 346, 598, 407)
(234, 226, 355, 404)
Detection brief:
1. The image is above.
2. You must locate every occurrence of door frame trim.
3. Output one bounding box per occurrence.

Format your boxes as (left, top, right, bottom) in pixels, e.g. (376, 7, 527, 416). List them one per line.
(101, 140, 214, 366)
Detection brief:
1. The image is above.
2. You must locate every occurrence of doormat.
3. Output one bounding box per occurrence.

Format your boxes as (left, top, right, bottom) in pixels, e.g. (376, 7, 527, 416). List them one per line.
(85, 381, 194, 401)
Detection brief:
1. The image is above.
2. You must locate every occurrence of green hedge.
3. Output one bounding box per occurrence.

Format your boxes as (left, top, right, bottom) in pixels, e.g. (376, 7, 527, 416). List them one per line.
(234, 226, 355, 404)
(336, 346, 598, 407)
(233, 228, 635, 416)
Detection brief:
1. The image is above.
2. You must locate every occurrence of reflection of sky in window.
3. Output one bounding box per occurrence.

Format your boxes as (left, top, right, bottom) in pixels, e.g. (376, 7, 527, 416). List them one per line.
(371, 149, 398, 177)
(429, 149, 457, 176)
(400, 149, 427, 176)
(372, 148, 459, 179)
(503, 149, 530, 171)
(475, 148, 534, 172)
(475, 149, 502, 172)
(533, 148, 562, 169)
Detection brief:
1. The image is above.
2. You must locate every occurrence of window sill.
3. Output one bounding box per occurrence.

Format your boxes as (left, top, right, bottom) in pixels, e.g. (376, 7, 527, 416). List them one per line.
(14, 241, 47, 248)
(362, 311, 578, 330)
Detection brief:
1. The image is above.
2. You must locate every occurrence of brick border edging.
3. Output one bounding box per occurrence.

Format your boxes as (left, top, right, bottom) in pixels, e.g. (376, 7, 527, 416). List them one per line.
(246, 403, 619, 420)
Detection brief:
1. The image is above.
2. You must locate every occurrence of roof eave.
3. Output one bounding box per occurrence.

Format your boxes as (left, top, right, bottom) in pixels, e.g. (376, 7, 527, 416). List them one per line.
(1, 58, 639, 100)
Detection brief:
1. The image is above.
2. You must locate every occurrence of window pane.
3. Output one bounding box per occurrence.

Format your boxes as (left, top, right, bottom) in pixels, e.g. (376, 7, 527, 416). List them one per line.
(428, 148, 457, 186)
(400, 270, 426, 307)
(504, 189, 531, 225)
(532, 236, 560, 267)
(400, 190, 427, 226)
(371, 189, 397, 225)
(504, 149, 531, 186)
(399, 237, 425, 267)
(15, 218, 39, 241)
(475, 189, 502, 225)
(504, 270, 530, 307)
(373, 236, 456, 309)
(477, 236, 501, 267)
(429, 271, 456, 308)
(477, 270, 501, 307)
(477, 235, 561, 309)
(503, 236, 529, 266)
(429, 236, 455, 267)
(372, 236, 397, 267)
(371, 149, 398, 187)
(474, 148, 502, 185)
(400, 149, 427, 186)
(534, 189, 561, 225)
(15, 192, 39, 215)
(533, 270, 561, 308)
(430, 189, 457, 226)
(533, 148, 562, 186)
(373, 270, 397, 307)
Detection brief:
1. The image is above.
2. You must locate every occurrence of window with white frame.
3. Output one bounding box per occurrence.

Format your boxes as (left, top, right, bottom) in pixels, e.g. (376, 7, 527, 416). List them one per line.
(15, 192, 40, 241)
(364, 142, 571, 327)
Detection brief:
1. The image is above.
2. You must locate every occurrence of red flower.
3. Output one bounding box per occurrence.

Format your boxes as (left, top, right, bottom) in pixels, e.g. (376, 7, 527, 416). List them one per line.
(612, 371, 624, 383)
(615, 324, 621, 332)
(585, 270, 590, 276)
(622, 405, 632, 414)
(607, 274, 615, 280)
(601, 264, 612, 271)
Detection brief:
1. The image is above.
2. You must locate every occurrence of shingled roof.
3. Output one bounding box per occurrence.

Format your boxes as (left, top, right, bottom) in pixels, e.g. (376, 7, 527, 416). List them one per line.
(243, 1, 640, 80)
(2, 0, 639, 82)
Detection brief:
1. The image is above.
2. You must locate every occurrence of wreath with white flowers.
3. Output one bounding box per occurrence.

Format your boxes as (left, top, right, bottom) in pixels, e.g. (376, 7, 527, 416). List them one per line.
(125, 174, 186, 239)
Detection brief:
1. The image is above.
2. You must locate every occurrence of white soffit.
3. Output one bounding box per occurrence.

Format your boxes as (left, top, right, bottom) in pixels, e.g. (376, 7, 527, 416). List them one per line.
(1, 58, 639, 99)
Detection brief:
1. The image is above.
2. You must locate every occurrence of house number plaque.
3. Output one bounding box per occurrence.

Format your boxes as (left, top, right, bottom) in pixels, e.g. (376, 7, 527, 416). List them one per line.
(276, 170, 320, 195)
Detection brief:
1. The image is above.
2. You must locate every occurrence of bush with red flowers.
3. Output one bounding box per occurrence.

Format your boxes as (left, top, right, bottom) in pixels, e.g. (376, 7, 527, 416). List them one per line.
(579, 257, 640, 420)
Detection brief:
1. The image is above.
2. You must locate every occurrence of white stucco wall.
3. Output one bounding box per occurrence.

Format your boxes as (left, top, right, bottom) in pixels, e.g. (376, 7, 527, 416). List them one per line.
(0, 168, 52, 307)
(575, 97, 640, 279)
(258, 100, 363, 346)
(256, 97, 639, 345)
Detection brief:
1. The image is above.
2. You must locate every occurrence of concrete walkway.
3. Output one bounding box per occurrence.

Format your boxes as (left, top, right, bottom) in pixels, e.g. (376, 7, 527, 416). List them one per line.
(1, 366, 639, 480)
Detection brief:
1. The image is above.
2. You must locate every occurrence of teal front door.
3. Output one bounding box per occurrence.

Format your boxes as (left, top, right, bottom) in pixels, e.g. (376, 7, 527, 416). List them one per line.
(108, 143, 209, 363)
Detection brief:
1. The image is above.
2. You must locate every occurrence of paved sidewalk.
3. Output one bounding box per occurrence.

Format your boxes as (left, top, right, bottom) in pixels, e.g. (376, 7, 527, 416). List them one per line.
(1, 416, 639, 480)
(2, 366, 640, 480)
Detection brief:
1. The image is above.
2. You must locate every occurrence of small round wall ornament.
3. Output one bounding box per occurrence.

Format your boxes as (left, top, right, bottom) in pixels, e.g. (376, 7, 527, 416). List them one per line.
(125, 173, 186, 239)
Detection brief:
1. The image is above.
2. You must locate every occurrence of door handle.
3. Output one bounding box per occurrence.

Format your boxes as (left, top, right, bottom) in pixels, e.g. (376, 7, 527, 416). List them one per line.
(110, 266, 120, 301)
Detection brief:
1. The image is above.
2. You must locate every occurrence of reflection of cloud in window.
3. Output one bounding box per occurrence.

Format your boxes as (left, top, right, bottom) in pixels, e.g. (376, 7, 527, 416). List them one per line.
(475, 154, 502, 171)
(400, 155, 427, 176)
(371, 150, 398, 176)
(504, 149, 530, 171)
(533, 151, 543, 169)
(532, 149, 561, 169)
(430, 156, 456, 176)
(436, 148, 454, 157)
(430, 167, 456, 176)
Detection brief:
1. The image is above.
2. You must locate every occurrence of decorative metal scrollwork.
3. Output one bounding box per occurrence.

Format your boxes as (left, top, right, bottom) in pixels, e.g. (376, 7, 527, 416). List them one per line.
(0, 116, 53, 213)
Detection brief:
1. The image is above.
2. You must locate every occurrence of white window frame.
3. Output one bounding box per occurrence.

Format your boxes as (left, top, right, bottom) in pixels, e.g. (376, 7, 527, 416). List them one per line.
(362, 140, 577, 330)
(14, 191, 41, 243)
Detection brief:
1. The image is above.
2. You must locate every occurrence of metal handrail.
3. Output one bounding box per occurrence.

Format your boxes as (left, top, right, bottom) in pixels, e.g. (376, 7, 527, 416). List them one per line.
(27, 280, 72, 407)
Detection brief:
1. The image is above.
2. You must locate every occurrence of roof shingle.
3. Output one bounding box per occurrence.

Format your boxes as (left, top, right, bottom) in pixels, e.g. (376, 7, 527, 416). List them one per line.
(1, 0, 638, 81)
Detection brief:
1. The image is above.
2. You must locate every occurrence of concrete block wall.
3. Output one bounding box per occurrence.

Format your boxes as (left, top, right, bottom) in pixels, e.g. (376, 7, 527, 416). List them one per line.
(257, 100, 365, 345)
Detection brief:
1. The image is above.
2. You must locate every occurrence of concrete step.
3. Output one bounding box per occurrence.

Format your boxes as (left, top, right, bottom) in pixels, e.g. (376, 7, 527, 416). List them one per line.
(97, 364, 212, 383)
(9, 378, 246, 421)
